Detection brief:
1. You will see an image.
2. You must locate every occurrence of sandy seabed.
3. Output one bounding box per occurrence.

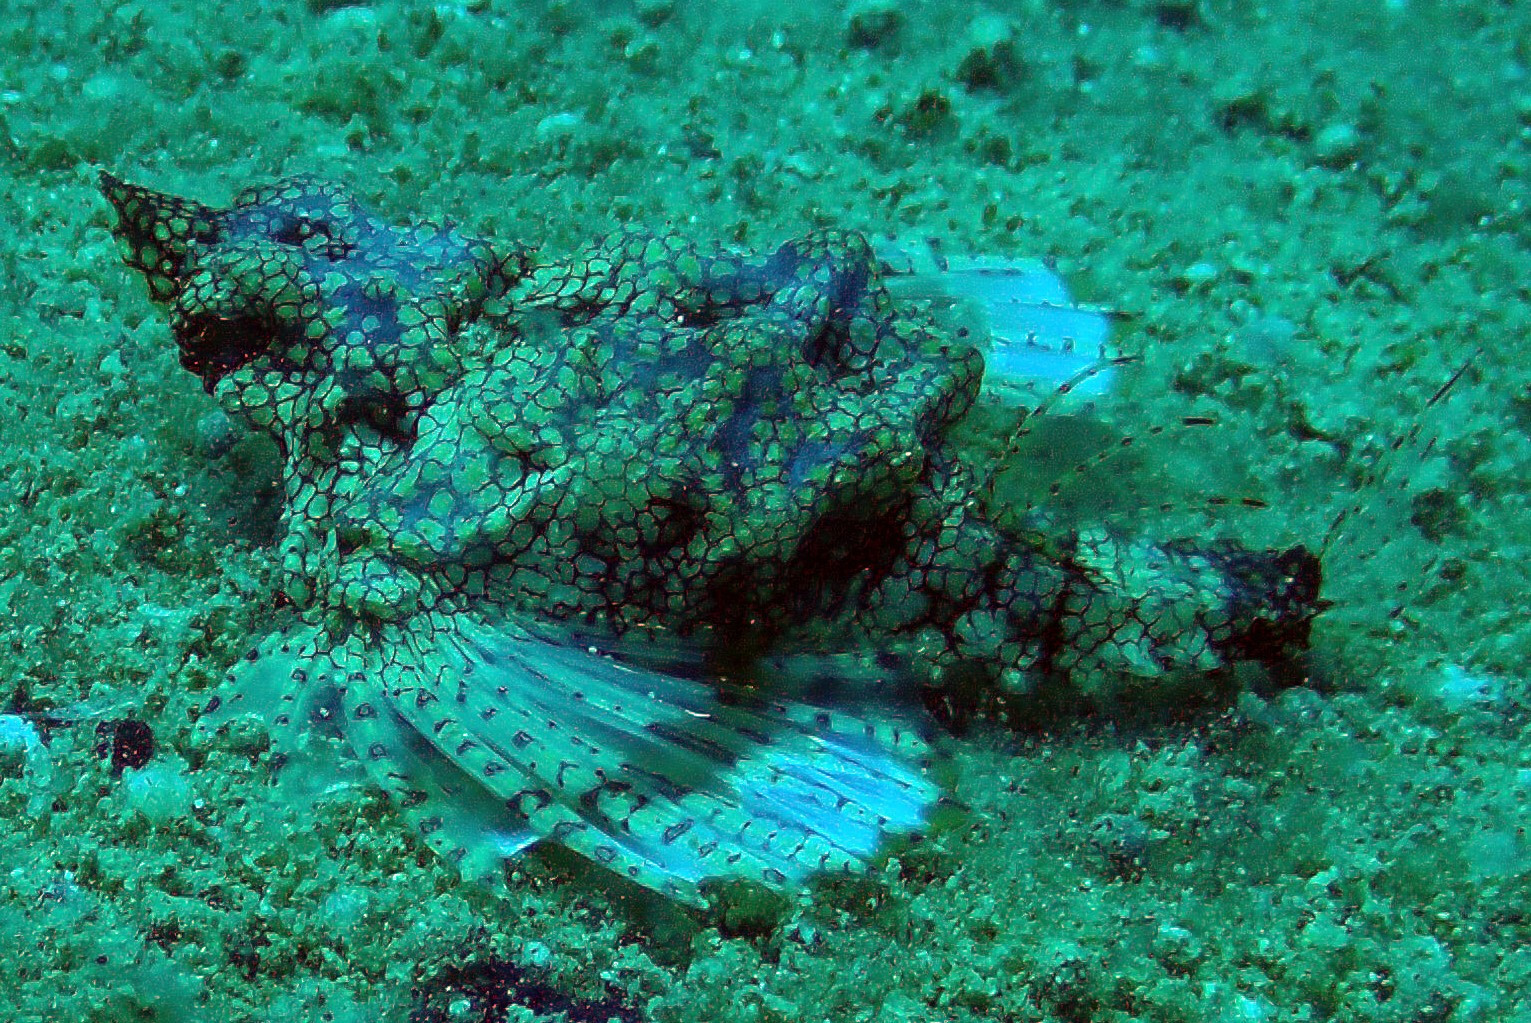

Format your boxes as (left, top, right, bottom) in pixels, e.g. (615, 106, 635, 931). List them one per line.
(0, 1, 1526, 1020)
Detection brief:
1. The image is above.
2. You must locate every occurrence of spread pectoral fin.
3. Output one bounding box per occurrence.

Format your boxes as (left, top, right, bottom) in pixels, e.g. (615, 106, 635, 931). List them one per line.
(196, 623, 363, 804)
(341, 685, 539, 886)
(373, 612, 939, 905)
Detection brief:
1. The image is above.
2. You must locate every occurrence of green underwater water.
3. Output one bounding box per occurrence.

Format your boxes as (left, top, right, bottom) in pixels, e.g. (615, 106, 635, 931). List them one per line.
(1, 0, 1529, 1020)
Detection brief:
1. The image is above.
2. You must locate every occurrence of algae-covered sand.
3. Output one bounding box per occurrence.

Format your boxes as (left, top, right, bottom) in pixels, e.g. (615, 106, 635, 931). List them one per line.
(1, 0, 1527, 1020)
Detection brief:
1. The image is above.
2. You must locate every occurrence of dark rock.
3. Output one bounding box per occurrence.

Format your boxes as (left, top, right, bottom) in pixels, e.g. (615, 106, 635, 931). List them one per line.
(95, 718, 155, 775)
(846, 1, 904, 51)
(954, 17, 1027, 94)
(410, 956, 643, 1023)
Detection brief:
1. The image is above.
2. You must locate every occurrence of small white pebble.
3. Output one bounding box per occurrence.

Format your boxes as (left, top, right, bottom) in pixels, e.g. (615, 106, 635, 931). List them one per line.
(1435, 664, 1503, 711)
(1314, 122, 1362, 166)
(0, 715, 43, 774)
(1181, 261, 1219, 286)
(535, 112, 581, 140)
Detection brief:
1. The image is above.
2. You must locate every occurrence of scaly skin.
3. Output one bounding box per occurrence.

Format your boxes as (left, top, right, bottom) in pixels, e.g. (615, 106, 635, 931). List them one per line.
(99, 173, 1321, 903)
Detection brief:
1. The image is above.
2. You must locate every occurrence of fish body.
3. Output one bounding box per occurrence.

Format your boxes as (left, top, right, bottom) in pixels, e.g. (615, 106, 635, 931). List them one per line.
(100, 173, 1320, 904)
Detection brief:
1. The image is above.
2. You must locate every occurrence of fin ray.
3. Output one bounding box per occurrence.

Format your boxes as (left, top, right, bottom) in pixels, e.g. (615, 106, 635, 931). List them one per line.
(384, 613, 938, 902)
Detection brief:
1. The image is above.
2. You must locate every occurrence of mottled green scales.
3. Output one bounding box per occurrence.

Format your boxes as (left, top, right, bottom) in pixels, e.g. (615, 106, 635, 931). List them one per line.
(100, 173, 1321, 905)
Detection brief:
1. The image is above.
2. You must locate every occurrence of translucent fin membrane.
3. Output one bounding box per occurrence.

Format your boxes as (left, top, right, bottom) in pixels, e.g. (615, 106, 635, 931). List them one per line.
(197, 624, 364, 805)
(207, 614, 938, 906)
(876, 237, 1116, 403)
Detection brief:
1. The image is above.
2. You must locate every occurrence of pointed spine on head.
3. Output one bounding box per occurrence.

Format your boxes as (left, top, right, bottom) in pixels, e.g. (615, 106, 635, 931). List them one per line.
(98, 170, 220, 302)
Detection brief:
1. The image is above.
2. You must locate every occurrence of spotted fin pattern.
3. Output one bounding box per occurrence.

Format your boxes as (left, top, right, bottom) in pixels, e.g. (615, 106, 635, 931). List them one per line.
(216, 615, 936, 905)
(197, 624, 361, 804)
(339, 677, 541, 887)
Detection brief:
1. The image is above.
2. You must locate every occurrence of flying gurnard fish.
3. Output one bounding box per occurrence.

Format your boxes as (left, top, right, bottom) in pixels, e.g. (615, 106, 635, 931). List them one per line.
(98, 172, 1321, 906)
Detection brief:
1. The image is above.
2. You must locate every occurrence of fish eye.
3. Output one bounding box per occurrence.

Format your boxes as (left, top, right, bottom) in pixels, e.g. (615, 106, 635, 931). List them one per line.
(268, 212, 333, 247)
(265, 210, 356, 261)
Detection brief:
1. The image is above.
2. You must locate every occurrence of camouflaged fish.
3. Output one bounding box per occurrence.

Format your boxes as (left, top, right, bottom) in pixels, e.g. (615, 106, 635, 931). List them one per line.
(98, 172, 1321, 905)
